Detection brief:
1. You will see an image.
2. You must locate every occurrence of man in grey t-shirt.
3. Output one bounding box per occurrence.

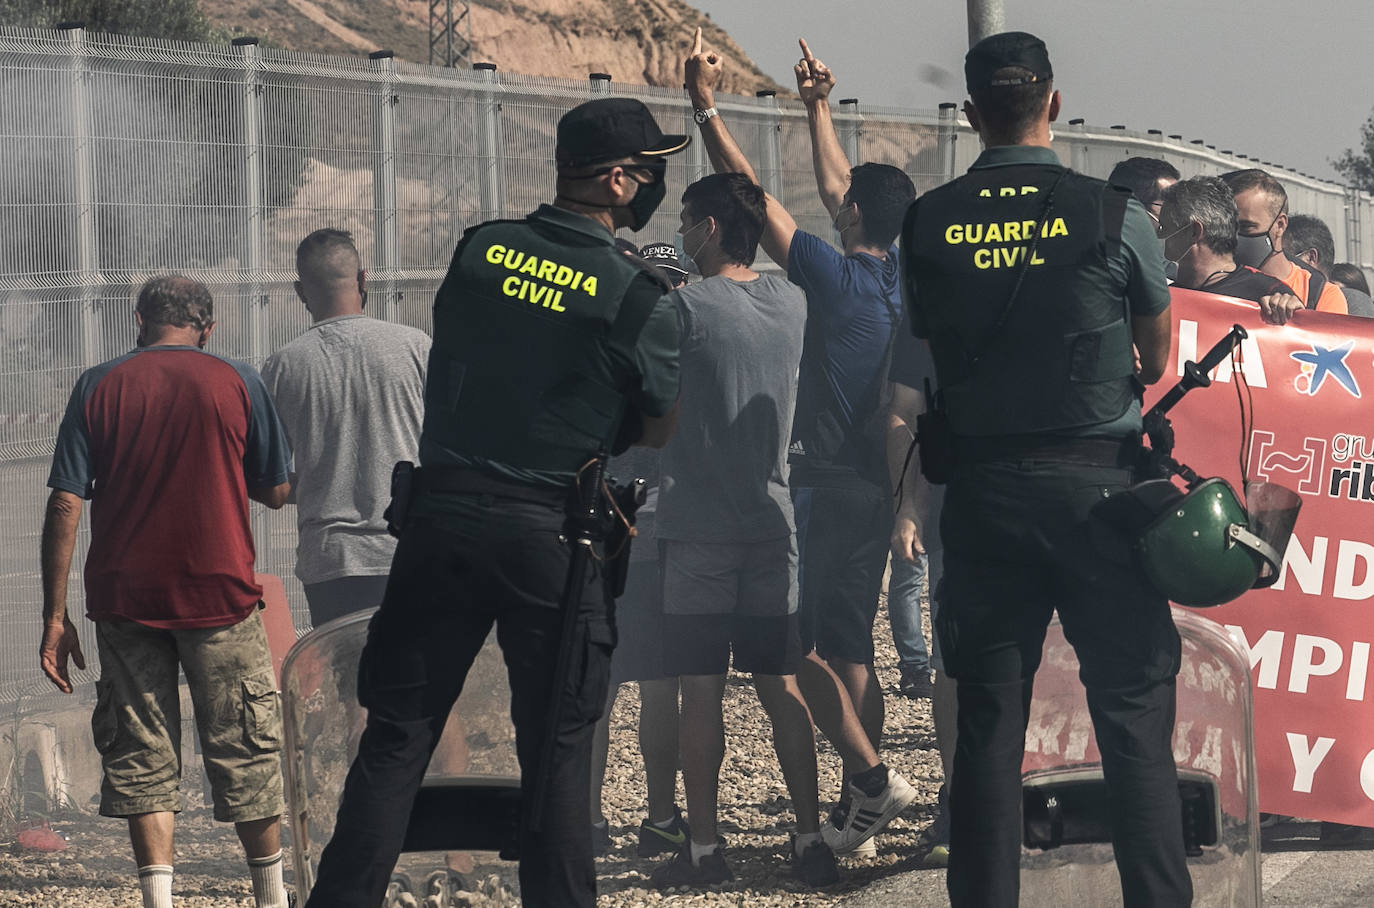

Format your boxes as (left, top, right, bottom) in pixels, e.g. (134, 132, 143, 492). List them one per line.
(649, 172, 839, 890)
(260, 228, 429, 626)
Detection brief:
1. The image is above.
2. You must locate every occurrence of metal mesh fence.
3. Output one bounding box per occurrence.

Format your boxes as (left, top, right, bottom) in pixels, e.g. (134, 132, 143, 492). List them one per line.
(1, 25, 1372, 707)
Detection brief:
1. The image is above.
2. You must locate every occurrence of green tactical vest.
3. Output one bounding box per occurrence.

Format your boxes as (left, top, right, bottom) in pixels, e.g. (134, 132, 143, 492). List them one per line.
(901, 164, 1136, 437)
(420, 212, 666, 484)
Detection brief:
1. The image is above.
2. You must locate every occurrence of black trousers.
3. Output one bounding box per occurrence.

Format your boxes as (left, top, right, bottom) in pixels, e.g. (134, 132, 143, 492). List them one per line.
(306, 492, 613, 908)
(937, 458, 1193, 908)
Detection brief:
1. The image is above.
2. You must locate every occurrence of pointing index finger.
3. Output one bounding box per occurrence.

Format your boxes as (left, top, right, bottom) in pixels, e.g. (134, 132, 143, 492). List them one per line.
(694, 26, 703, 56)
(799, 38, 814, 64)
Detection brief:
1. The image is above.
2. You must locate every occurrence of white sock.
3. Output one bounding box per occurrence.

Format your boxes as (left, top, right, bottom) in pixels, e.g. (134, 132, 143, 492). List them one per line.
(247, 850, 289, 908)
(689, 839, 718, 866)
(652, 815, 677, 829)
(794, 831, 821, 857)
(138, 864, 173, 908)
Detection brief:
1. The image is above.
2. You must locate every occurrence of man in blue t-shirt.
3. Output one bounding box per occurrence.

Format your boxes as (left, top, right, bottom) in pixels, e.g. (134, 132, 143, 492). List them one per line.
(685, 31, 917, 856)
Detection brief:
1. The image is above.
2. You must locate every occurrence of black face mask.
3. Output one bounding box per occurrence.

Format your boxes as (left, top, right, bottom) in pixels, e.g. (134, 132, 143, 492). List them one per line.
(1233, 207, 1283, 270)
(625, 177, 666, 232)
(557, 161, 667, 232)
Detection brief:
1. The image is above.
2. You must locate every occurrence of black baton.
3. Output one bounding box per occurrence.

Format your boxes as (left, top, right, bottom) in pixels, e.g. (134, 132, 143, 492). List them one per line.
(528, 449, 608, 834)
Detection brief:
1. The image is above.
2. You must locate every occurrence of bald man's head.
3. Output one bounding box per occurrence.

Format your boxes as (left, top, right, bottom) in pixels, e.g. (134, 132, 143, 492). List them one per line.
(294, 228, 365, 318)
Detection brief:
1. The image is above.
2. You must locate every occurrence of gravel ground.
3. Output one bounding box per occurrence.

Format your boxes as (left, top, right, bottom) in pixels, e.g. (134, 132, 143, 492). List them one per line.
(0, 596, 948, 906)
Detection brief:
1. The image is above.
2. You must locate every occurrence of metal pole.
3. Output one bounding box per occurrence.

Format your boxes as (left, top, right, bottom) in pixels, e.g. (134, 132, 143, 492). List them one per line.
(937, 102, 958, 184)
(474, 63, 506, 223)
(370, 50, 399, 323)
(1346, 186, 1362, 266)
(60, 23, 101, 367)
(967, 0, 1005, 46)
(1068, 118, 1087, 174)
(756, 90, 783, 203)
(837, 98, 863, 166)
(236, 36, 270, 556)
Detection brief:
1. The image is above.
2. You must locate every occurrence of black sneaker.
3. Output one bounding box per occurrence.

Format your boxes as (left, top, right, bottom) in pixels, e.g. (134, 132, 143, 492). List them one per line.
(591, 820, 613, 858)
(650, 847, 734, 889)
(637, 805, 691, 857)
(899, 666, 935, 700)
(791, 839, 840, 887)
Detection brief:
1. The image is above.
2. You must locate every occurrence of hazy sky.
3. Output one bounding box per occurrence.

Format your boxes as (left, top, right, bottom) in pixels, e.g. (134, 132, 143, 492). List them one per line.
(703, 0, 1374, 182)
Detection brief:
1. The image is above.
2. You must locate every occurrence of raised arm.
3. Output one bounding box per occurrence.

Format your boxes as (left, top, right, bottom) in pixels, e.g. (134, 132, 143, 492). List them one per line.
(685, 27, 799, 269)
(796, 38, 850, 217)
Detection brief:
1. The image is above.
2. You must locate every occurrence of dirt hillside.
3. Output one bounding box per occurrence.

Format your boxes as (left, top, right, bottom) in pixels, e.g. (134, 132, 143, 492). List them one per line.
(202, 0, 784, 94)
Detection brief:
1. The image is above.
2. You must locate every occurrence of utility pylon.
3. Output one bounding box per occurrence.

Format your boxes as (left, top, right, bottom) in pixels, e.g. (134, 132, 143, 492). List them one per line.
(429, 0, 472, 68)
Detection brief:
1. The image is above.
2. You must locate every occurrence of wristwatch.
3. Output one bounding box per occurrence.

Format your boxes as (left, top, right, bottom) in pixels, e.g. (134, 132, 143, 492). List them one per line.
(693, 106, 719, 125)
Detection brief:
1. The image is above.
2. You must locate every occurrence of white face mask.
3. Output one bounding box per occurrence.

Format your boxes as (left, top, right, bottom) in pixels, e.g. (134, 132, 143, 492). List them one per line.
(833, 203, 859, 244)
(674, 219, 709, 273)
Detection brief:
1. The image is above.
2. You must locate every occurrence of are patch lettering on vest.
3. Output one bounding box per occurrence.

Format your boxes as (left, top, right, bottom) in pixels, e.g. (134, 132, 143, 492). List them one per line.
(943, 215, 1070, 270)
(483, 243, 602, 312)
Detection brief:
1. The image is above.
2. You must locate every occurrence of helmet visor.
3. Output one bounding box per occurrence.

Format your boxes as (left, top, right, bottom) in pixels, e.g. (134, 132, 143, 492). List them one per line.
(1243, 480, 1302, 588)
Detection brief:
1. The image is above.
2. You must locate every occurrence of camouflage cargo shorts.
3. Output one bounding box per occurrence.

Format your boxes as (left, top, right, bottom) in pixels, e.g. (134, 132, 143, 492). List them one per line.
(92, 611, 285, 823)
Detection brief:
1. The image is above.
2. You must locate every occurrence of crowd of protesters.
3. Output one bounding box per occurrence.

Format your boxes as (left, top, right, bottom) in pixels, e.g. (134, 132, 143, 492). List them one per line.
(35, 21, 1374, 908)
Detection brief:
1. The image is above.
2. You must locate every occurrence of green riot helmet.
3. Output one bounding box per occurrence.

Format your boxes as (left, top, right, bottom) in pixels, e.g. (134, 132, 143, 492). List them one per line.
(1136, 478, 1299, 607)
(1094, 478, 1301, 608)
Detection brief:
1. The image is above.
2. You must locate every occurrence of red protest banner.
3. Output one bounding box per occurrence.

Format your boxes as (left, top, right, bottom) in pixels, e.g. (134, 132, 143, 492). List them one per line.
(1147, 288, 1374, 825)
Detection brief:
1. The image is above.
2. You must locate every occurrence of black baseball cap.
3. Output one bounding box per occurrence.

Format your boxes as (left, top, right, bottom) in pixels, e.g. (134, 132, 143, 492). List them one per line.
(965, 31, 1053, 91)
(639, 242, 689, 278)
(556, 98, 691, 169)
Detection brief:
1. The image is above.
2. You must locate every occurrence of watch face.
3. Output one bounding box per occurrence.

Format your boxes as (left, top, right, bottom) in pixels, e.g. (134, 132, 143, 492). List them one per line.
(694, 109, 709, 124)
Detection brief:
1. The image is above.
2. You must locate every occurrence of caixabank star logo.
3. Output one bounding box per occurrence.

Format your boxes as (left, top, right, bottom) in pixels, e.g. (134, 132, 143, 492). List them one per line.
(1291, 341, 1361, 398)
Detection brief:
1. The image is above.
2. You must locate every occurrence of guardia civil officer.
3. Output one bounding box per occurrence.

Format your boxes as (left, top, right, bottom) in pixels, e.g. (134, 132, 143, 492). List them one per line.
(899, 33, 1191, 907)
(306, 98, 687, 908)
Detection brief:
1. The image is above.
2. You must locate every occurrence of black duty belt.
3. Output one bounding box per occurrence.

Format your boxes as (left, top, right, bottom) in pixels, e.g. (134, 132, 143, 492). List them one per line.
(415, 465, 571, 507)
(952, 434, 1141, 468)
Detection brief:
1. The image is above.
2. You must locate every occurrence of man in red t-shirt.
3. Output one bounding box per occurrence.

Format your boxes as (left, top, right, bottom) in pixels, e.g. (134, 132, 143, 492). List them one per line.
(40, 276, 293, 908)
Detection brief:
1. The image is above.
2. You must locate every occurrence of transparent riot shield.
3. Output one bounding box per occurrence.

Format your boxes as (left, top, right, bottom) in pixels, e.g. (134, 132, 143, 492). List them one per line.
(281, 610, 521, 902)
(1020, 608, 1259, 907)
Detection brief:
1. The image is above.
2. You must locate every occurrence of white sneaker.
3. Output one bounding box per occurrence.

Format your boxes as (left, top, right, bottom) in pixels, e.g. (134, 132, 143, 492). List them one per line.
(821, 768, 917, 855)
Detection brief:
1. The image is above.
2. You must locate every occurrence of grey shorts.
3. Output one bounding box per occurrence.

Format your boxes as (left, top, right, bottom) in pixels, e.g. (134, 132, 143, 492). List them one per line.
(660, 536, 803, 676)
(92, 613, 285, 822)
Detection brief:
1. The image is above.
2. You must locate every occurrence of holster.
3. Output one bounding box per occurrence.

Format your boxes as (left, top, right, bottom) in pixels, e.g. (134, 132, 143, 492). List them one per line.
(916, 379, 955, 485)
(384, 460, 415, 538)
(602, 477, 647, 599)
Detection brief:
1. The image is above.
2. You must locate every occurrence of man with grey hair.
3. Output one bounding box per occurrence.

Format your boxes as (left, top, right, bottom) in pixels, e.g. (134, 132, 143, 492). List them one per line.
(41, 275, 293, 908)
(1284, 214, 1374, 317)
(1158, 177, 1305, 323)
(261, 228, 431, 627)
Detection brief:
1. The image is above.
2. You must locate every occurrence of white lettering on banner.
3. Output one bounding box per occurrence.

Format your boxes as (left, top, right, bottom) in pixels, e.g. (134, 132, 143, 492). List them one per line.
(1231, 626, 1285, 689)
(1334, 541, 1374, 599)
(1289, 635, 1344, 693)
(1287, 733, 1336, 793)
(1361, 750, 1374, 801)
(1226, 625, 1373, 702)
(1350, 642, 1371, 701)
(1175, 318, 1268, 387)
(1270, 536, 1329, 596)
